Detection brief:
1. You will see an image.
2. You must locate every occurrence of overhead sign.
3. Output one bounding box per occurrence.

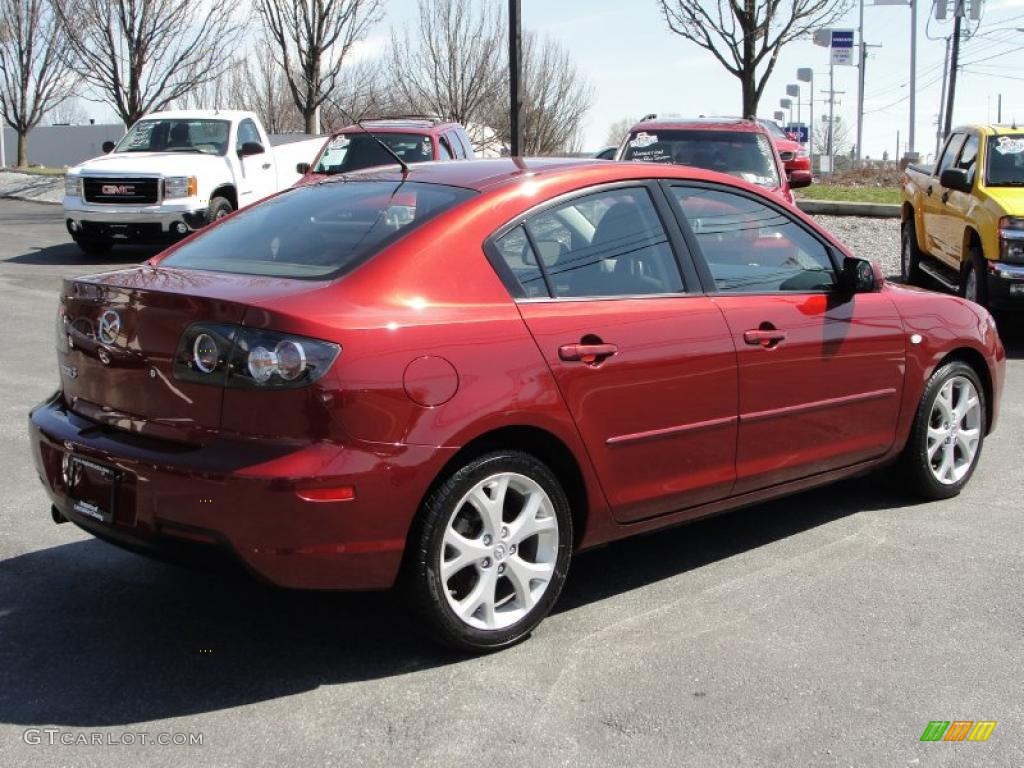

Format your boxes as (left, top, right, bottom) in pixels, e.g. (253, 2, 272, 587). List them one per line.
(831, 29, 855, 66)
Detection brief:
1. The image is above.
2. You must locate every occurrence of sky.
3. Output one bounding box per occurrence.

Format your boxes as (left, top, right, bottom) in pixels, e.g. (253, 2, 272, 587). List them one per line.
(74, 0, 1024, 163)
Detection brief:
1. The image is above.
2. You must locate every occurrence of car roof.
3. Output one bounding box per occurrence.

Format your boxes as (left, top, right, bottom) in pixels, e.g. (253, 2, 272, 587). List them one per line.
(629, 117, 765, 134)
(336, 119, 463, 136)
(140, 110, 255, 122)
(957, 124, 1024, 136)
(320, 156, 774, 194)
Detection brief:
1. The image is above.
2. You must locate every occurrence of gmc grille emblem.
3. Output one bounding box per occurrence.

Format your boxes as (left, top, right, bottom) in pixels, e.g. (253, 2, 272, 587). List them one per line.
(101, 184, 134, 195)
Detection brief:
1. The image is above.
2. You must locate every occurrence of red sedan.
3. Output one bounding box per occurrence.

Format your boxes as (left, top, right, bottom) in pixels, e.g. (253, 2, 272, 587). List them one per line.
(29, 159, 1004, 651)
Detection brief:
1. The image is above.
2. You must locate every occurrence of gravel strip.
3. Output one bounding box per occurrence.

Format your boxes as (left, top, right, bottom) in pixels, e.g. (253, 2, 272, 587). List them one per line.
(810, 214, 901, 278)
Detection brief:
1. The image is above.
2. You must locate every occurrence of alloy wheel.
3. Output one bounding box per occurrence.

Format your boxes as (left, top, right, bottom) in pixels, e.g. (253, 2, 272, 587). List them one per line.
(440, 472, 559, 630)
(926, 375, 982, 485)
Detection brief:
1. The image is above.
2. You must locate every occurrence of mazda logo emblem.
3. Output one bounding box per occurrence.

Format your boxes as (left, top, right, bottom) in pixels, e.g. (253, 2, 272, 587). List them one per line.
(98, 310, 121, 345)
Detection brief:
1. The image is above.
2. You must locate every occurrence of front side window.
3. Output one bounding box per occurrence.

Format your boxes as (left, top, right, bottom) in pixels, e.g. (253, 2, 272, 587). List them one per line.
(501, 187, 684, 299)
(956, 134, 980, 185)
(672, 186, 837, 293)
(985, 134, 1024, 186)
(937, 134, 966, 176)
(237, 119, 262, 148)
(160, 181, 475, 279)
(622, 129, 780, 189)
(115, 119, 231, 156)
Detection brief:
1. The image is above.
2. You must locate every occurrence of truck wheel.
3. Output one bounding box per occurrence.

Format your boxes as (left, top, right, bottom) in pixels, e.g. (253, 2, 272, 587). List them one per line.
(207, 197, 233, 224)
(72, 237, 112, 256)
(901, 219, 922, 284)
(959, 248, 988, 308)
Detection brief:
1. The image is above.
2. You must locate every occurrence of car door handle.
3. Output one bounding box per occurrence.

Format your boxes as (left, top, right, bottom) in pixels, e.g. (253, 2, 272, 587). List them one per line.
(559, 343, 618, 363)
(743, 329, 787, 348)
(262, 163, 272, 170)
(926, 185, 933, 196)
(941, 190, 950, 203)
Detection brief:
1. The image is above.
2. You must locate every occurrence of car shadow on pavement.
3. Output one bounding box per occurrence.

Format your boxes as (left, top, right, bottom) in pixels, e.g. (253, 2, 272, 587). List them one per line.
(5, 242, 161, 267)
(0, 475, 908, 728)
(996, 313, 1024, 359)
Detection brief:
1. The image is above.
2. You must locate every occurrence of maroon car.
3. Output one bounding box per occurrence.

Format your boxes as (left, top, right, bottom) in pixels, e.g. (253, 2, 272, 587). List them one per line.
(29, 158, 1004, 651)
(616, 116, 810, 204)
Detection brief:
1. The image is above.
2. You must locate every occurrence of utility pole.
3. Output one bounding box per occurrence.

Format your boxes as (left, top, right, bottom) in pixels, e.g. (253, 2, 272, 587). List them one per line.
(943, 5, 963, 137)
(998, 93, 1003, 122)
(827, 60, 835, 168)
(935, 35, 951, 161)
(856, 0, 865, 165)
(509, 0, 522, 156)
(909, 0, 917, 157)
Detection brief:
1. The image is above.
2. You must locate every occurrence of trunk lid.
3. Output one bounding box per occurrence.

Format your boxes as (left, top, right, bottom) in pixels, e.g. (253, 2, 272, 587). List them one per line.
(58, 266, 323, 442)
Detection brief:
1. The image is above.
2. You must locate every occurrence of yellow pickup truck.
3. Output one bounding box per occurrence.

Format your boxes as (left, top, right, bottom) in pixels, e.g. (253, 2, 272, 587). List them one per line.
(902, 124, 1024, 309)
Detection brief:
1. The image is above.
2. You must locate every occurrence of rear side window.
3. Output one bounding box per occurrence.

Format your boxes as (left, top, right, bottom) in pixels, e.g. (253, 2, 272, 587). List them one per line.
(956, 134, 979, 184)
(160, 181, 475, 279)
(495, 187, 684, 299)
(937, 134, 966, 176)
(672, 186, 837, 293)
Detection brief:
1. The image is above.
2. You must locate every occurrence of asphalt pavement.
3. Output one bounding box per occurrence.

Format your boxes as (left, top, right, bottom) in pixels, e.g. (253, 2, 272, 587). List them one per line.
(0, 199, 1021, 767)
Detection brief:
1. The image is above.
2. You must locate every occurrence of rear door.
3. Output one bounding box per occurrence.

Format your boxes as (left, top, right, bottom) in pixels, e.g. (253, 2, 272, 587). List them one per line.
(490, 183, 739, 523)
(667, 183, 905, 493)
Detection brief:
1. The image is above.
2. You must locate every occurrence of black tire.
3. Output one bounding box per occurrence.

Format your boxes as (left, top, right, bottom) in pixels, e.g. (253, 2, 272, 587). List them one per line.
(901, 218, 922, 284)
(404, 450, 573, 652)
(207, 196, 233, 224)
(897, 360, 986, 501)
(959, 247, 988, 308)
(72, 236, 112, 255)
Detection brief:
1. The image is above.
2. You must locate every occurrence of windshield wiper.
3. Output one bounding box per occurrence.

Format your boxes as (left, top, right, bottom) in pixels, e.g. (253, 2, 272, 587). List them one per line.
(165, 147, 203, 153)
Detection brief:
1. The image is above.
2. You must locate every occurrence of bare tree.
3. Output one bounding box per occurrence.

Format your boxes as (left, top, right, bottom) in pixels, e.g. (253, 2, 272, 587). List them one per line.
(0, 0, 78, 166)
(813, 115, 852, 159)
(657, 0, 851, 117)
(320, 59, 390, 130)
(485, 33, 594, 156)
(388, 0, 505, 130)
(605, 117, 636, 148)
(255, 0, 384, 135)
(228, 49, 305, 134)
(46, 97, 89, 125)
(53, 0, 242, 128)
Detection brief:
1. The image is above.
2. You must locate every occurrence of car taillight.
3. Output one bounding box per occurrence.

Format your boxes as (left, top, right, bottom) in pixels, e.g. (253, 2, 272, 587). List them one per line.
(174, 323, 340, 389)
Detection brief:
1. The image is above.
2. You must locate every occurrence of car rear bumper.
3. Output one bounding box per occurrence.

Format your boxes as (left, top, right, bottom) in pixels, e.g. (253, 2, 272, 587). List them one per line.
(986, 260, 1024, 309)
(28, 394, 455, 590)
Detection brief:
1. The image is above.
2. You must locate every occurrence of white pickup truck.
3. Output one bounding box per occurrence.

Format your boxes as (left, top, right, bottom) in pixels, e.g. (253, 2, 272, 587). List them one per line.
(62, 110, 322, 254)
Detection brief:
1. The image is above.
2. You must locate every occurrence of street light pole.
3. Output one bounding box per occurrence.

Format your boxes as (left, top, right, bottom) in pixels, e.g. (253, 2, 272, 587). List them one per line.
(509, 0, 522, 156)
(909, 0, 917, 156)
(943, 9, 962, 138)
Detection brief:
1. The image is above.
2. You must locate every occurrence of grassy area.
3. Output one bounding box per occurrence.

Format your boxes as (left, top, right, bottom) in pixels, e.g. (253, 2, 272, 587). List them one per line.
(1, 166, 66, 176)
(796, 184, 901, 205)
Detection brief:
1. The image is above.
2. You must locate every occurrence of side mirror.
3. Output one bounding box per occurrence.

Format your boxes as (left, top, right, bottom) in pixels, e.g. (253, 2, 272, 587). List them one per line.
(238, 141, 265, 157)
(296, 162, 310, 175)
(839, 256, 878, 294)
(101, 141, 115, 154)
(788, 169, 813, 189)
(939, 167, 971, 193)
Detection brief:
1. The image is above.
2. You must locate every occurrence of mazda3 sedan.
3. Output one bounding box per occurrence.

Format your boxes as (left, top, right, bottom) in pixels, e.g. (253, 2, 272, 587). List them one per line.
(29, 158, 1005, 651)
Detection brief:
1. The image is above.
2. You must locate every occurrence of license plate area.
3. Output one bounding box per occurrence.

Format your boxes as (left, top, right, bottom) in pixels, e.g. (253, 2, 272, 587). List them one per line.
(63, 455, 124, 525)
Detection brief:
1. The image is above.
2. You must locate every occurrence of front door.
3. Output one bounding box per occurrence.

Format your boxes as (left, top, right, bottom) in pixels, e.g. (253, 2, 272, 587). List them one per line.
(491, 184, 739, 523)
(669, 184, 906, 493)
(236, 118, 276, 204)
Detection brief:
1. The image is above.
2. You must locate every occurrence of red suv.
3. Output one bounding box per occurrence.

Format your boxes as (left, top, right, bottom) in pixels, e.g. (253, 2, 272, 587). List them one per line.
(616, 116, 809, 203)
(30, 158, 1003, 651)
(758, 118, 813, 182)
(296, 118, 474, 183)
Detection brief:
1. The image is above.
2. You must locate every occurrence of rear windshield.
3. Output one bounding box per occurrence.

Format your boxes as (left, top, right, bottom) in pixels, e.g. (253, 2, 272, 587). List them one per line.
(622, 129, 780, 188)
(986, 135, 1024, 186)
(159, 181, 475, 279)
(314, 133, 435, 174)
